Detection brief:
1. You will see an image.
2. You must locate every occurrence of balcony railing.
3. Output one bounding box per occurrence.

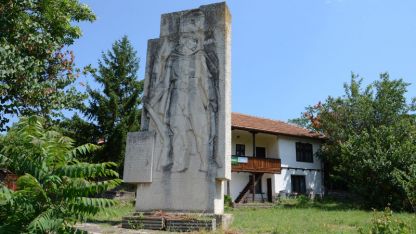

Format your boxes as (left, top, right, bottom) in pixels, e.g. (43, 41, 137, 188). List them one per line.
(231, 156, 281, 174)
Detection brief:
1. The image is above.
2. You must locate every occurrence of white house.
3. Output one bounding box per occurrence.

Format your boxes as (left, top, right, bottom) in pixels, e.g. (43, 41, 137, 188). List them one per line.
(226, 113, 325, 203)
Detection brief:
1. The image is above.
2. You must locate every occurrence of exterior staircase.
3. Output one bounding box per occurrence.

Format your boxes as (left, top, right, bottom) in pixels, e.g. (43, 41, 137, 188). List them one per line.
(234, 173, 263, 203)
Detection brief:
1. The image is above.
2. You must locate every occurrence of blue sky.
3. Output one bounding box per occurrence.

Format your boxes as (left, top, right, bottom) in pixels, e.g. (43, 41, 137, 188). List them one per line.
(73, 0, 416, 121)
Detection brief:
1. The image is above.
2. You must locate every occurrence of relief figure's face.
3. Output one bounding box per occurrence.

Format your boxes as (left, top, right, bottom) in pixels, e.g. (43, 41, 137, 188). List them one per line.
(180, 35, 198, 52)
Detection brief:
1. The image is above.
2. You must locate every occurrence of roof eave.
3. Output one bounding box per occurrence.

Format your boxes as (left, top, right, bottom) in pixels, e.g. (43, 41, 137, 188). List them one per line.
(231, 125, 326, 141)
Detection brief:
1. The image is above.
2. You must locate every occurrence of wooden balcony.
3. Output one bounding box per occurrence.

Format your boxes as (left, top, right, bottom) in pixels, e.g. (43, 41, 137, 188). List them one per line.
(231, 156, 281, 174)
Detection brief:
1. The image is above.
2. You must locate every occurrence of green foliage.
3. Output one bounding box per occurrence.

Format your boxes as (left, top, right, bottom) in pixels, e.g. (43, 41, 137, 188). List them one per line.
(224, 195, 233, 208)
(288, 116, 315, 130)
(298, 73, 416, 210)
(296, 195, 310, 206)
(0, 116, 121, 233)
(63, 36, 144, 171)
(0, 0, 96, 131)
(60, 114, 102, 147)
(359, 207, 411, 234)
(394, 165, 416, 212)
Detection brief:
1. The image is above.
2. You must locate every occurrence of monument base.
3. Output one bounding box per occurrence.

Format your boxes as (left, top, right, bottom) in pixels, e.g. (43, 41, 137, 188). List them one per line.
(121, 212, 233, 232)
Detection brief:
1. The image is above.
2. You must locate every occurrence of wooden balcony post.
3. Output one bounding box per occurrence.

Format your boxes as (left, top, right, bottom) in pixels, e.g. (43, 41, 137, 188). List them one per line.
(252, 131, 257, 157)
(252, 173, 255, 202)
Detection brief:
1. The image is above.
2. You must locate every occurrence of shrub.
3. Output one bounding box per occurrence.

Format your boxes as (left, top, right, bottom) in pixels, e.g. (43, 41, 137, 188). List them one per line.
(224, 195, 233, 208)
(359, 207, 410, 234)
(0, 116, 121, 233)
(296, 195, 310, 207)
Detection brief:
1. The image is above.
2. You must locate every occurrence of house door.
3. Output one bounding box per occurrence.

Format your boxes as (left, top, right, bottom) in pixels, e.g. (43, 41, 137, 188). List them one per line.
(256, 147, 266, 158)
(291, 175, 306, 194)
(267, 178, 273, 202)
(249, 175, 262, 194)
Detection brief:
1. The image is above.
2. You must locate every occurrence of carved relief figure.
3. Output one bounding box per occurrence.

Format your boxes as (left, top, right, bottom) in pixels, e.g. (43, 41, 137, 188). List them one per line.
(142, 10, 220, 173)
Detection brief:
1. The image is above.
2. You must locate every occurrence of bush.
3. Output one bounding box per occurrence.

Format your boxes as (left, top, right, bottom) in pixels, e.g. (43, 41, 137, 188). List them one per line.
(0, 116, 121, 233)
(296, 195, 310, 207)
(224, 195, 233, 208)
(359, 207, 410, 234)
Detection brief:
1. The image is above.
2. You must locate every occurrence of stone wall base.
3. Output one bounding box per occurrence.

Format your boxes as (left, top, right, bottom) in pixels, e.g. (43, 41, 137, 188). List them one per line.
(121, 212, 233, 232)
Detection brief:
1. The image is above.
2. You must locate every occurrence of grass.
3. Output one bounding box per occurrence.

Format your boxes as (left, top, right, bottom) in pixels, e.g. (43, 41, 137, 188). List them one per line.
(87, 198, 416, 233)
(227, 198, 416, 234)
(86, 200, 135, 224)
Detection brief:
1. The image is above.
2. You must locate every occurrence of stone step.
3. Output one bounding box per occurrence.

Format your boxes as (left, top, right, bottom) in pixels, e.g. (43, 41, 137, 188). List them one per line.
(233, 202, 275, 209)
(121, 216, 164, 230)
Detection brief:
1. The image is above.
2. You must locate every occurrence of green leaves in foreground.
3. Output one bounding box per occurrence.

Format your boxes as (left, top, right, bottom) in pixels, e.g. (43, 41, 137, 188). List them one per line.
(0, 116, 121, 233)
(359, 207, 411, 234)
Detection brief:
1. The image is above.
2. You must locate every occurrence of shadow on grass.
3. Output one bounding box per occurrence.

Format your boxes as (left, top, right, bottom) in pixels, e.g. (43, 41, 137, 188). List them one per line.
(84, 200, 135, 226)
(85, 219, 121, 226)
(279, 197, 360, 211)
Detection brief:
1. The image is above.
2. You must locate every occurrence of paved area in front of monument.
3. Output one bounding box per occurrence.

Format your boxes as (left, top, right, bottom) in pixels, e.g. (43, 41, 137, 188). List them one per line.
(75, 222, 166, 234)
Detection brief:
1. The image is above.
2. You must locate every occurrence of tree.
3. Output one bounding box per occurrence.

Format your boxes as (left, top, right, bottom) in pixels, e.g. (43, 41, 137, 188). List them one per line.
(59, 114, 102, 162)
(0, 0, 96, 131)
(297, 73, 416, 210)
(288, 111, 316, 130)
(394, 165, 416, 212)
(0, 116, 121, 233)
(83, 36, 144, 169)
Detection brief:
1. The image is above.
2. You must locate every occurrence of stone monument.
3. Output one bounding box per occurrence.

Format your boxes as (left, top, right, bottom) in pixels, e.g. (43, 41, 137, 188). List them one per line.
(124, 2, 231, 215)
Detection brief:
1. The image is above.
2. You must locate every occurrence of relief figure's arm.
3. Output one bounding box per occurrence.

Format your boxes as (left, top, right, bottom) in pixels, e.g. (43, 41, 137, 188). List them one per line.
(205, 51, 219, 112)
(198, 55, 209, 109)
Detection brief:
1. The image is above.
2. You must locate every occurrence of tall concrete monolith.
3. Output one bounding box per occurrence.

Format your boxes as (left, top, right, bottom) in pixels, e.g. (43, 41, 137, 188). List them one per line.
(123, 2, 231, 215)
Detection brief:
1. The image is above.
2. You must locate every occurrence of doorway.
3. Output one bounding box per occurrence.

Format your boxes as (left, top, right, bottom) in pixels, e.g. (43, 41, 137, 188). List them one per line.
(256, 147, 266, 158)
(267, 178, 273, 202)
(249, 175, 262, 194)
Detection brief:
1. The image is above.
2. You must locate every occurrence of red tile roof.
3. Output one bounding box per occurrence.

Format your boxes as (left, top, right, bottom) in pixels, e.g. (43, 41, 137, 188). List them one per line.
(232, 113, 324, 140)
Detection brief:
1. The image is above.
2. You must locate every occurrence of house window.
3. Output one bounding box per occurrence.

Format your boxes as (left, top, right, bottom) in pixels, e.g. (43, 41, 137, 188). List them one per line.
(296, 142, 313, 163)
(291, 175, 306, 194)
(236, 144, 245, 156)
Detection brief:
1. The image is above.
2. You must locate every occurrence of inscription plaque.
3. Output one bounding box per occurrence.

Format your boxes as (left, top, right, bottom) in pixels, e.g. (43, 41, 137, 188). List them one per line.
(123, 131, 155, 183)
